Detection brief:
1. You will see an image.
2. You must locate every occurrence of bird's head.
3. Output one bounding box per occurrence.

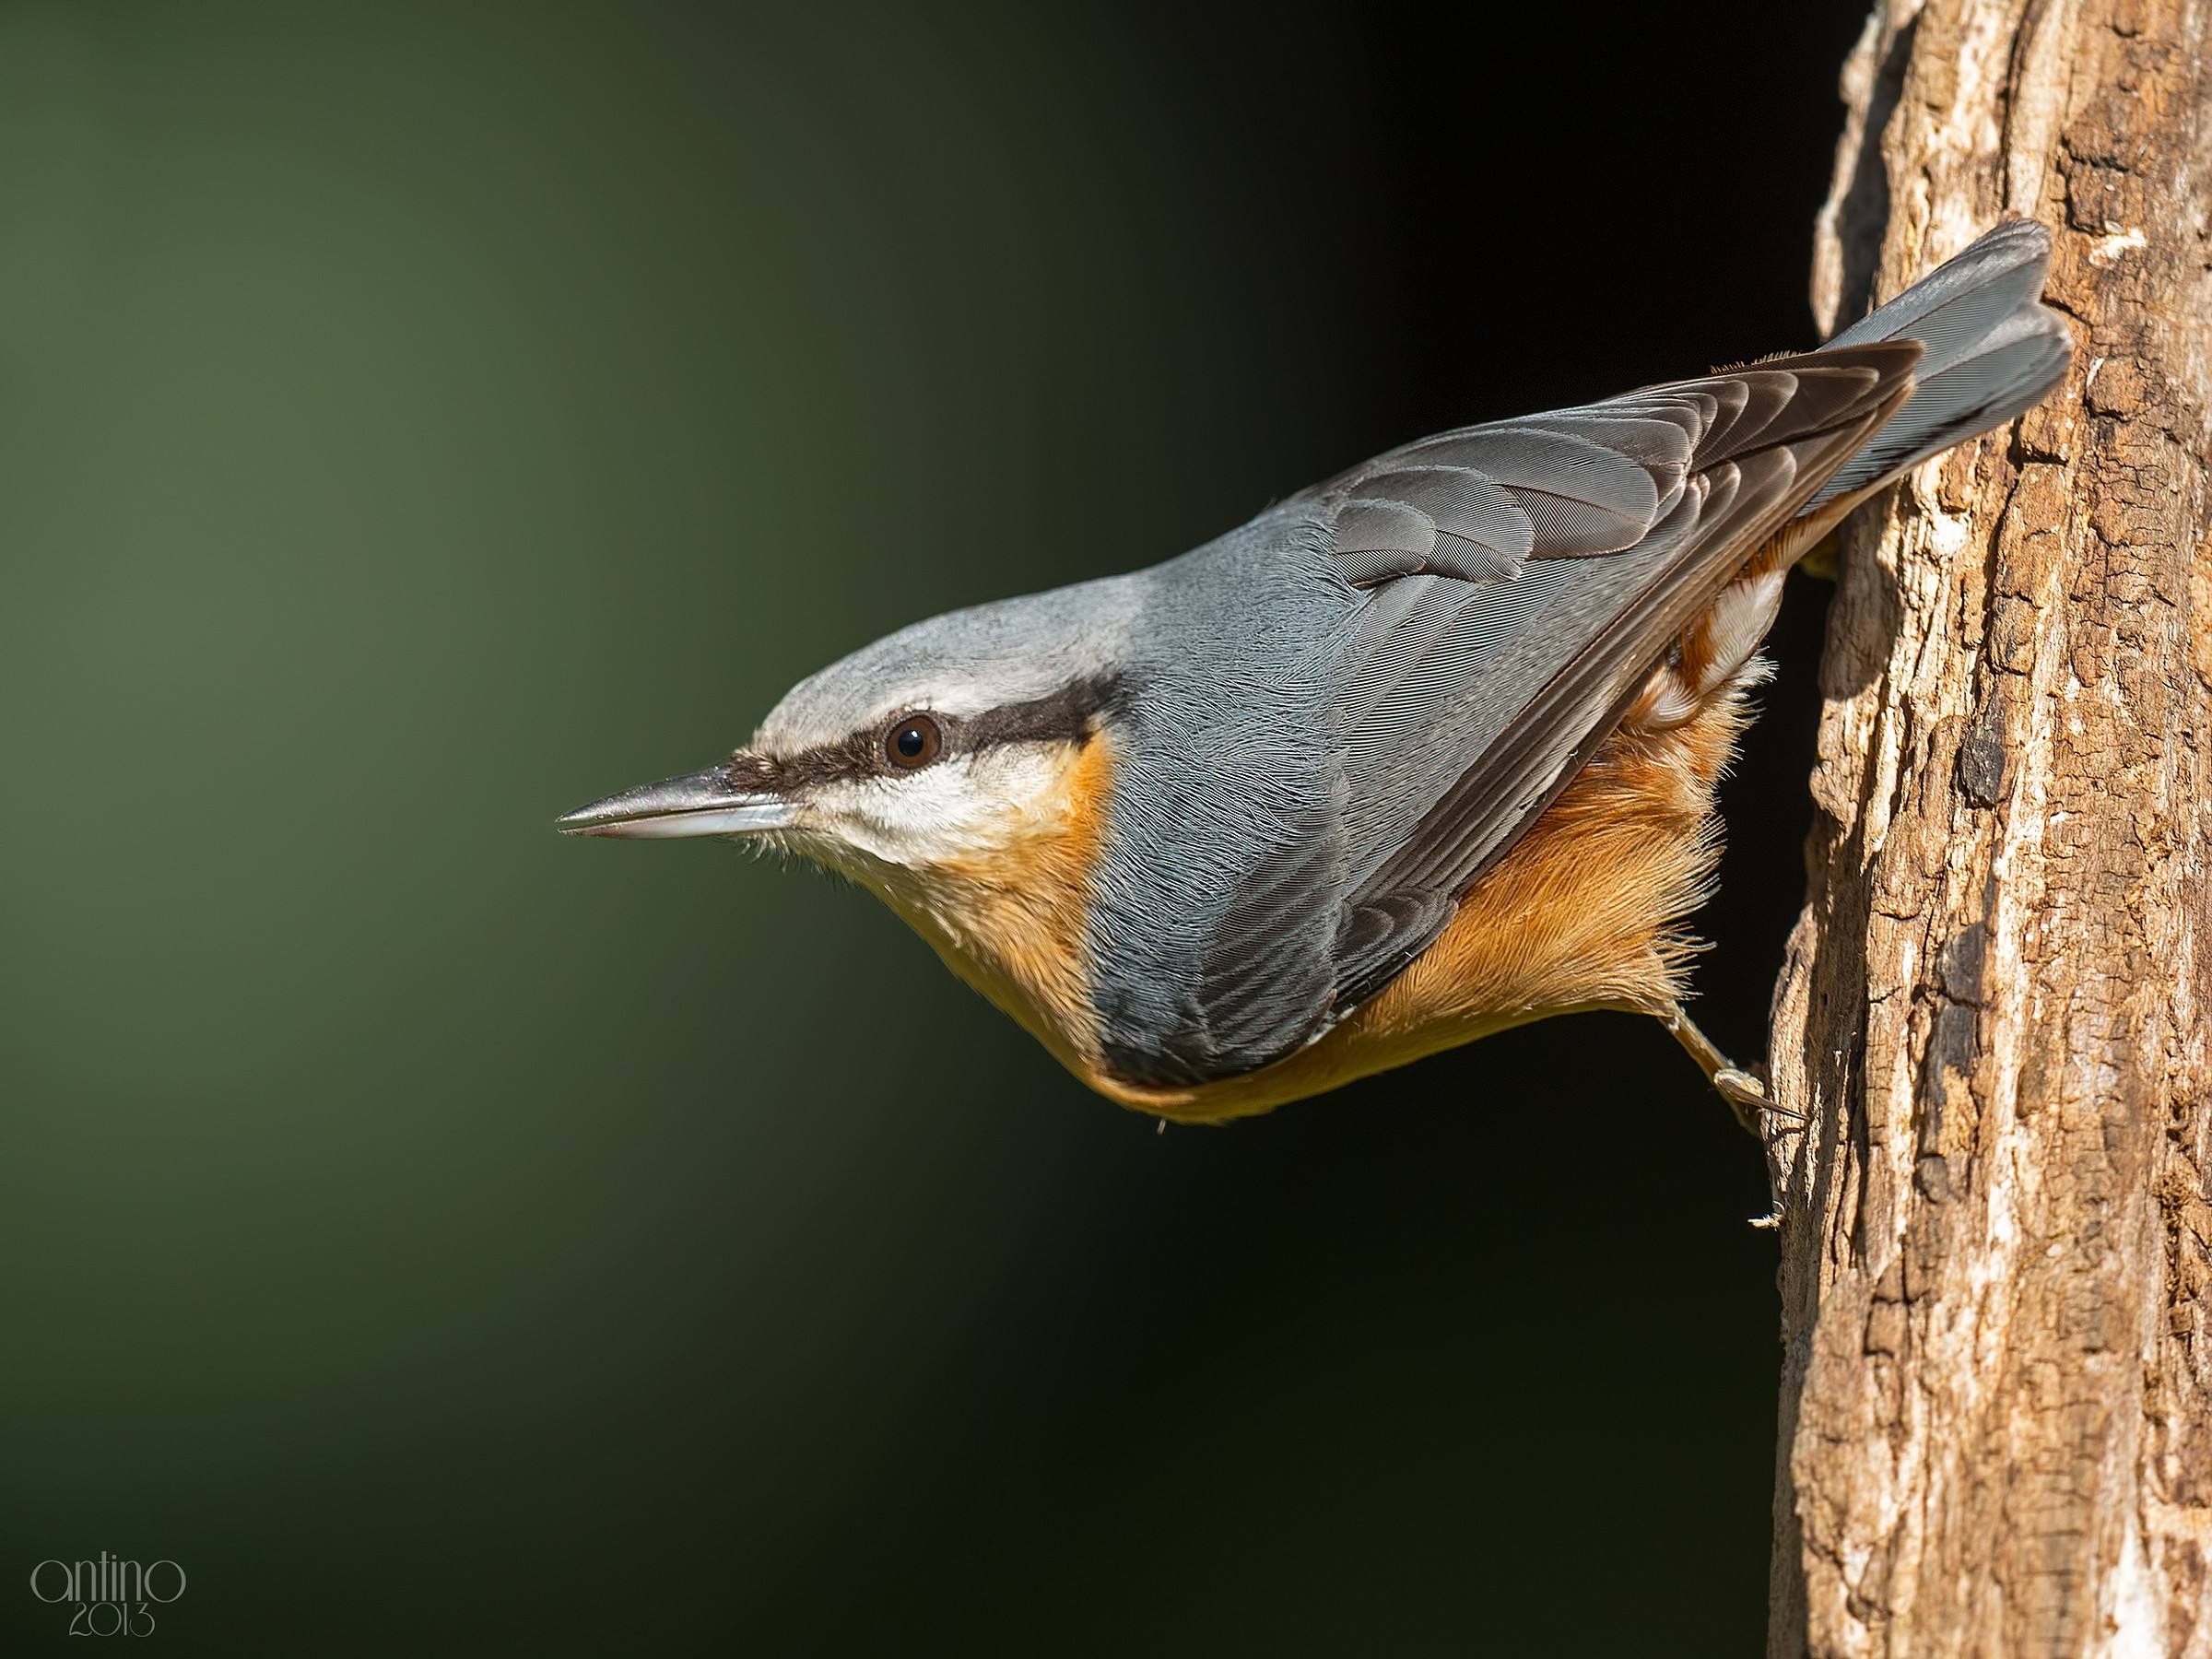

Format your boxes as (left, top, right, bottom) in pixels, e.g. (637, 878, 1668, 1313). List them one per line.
(559, 577, 1140, 1062)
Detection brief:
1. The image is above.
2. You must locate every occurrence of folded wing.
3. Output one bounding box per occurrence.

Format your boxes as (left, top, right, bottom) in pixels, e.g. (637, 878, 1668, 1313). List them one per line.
(1314, 346, 1917, 1008)
(1107, 221, 2072, 1087)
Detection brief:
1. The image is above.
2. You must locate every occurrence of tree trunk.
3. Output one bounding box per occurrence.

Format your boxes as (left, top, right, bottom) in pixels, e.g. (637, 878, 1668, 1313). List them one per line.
(1768, 3, 2212, 1654)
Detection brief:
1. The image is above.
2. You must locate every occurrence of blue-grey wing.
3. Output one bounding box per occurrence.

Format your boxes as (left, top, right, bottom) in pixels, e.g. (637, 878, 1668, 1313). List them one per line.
(1094, 347, 1918, 1088)
(1107, 221, 2073, 1087)
(1315, 347, 1916, 1009)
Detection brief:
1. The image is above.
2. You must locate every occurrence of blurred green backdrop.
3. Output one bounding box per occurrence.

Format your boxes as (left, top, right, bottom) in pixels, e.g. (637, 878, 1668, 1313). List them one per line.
(1, 1, 1866, 1651)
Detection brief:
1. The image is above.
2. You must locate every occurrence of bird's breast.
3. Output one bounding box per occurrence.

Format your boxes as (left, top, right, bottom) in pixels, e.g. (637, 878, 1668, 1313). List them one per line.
(864, 734, 1115, 1077)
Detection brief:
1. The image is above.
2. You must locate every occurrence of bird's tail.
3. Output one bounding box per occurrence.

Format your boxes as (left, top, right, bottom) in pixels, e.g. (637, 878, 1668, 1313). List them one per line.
(1804, 218, 2074, 511)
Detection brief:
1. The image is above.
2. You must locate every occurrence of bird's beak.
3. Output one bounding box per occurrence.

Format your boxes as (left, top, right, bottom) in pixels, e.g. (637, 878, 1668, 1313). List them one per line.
(556, 765, 798, 840)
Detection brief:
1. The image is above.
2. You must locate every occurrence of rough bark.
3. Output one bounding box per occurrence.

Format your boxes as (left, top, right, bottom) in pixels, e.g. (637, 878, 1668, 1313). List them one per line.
(1768, 3, 2212, 1654)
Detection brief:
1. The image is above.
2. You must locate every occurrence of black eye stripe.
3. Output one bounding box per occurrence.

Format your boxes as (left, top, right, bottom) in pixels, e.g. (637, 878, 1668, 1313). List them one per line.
(733, 675, 1121, 792)
(953, 675, 1117, 750)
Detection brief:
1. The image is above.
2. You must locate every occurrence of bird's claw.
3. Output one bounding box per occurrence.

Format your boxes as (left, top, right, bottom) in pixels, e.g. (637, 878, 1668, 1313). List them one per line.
(1712, 1066, 1767, 1136)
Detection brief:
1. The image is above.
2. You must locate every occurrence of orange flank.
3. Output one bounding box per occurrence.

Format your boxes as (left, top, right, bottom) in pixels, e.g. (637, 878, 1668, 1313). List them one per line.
(1088, 591, 1779, 1123)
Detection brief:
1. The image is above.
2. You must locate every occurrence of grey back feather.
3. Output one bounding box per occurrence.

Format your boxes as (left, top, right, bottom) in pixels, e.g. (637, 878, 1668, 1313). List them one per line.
(1090, 347, 1912, 1083)
(1085, 221, 2071, 1087)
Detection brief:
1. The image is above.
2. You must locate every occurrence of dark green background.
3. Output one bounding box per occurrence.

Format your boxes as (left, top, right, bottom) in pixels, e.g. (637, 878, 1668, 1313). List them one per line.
(2, 2, 1866, 1651)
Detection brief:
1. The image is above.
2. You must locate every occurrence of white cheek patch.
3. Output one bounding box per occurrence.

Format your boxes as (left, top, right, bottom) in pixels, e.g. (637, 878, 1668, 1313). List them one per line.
(799, 746, 1077, 871)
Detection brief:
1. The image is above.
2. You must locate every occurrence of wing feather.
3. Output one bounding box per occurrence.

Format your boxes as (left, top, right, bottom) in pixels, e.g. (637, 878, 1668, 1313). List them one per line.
(1096, 225, 2075, 1088)
(1097, 343, 1920, 1086)
(1313, 345, 1917, 1015)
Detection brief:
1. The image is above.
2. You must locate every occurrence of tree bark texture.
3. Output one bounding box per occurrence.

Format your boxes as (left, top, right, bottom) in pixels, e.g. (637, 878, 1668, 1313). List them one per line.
(1771, 3, 2212, 1654)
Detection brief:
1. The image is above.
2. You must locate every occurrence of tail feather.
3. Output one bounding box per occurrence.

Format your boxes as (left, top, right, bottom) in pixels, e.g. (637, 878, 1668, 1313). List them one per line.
(1806, 219, 2073, 509)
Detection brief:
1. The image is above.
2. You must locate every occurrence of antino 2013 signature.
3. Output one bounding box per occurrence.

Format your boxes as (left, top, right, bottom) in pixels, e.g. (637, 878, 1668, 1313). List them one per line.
(29, 1554, 185, 1638)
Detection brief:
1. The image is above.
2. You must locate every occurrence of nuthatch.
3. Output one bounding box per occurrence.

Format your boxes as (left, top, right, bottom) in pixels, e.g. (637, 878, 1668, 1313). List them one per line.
(561, 221, 2070, 1125)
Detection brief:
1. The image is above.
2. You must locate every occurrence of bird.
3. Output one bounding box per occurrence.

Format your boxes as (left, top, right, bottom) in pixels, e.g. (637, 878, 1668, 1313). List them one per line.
(559, 220, 2072, 1127)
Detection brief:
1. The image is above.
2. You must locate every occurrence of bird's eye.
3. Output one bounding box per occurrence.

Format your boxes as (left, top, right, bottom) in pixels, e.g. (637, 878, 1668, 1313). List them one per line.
(884, 713, 943, 771)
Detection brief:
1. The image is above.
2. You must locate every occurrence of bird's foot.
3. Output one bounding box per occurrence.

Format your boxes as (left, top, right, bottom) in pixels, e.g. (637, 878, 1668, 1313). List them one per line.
(1711, 1066, 1770, 1137)
(1659, 1005, 1778, 1140)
